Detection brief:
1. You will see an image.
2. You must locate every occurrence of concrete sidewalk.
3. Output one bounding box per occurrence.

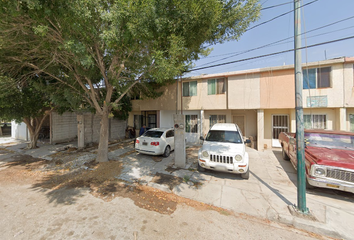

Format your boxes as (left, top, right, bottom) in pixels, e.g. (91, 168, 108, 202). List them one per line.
(1, 137, 353, 239)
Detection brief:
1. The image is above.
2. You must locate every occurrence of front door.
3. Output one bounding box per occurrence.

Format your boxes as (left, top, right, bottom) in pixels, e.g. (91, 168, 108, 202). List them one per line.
(233, 116, 245, 137)
(272, 115, 289, 147)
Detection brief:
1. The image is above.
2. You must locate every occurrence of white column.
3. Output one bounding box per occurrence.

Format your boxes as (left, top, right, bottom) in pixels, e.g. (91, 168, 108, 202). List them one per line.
(200, 110, 204, 138)
(257, 109, 264, 151)
(339, 108, 347, 131)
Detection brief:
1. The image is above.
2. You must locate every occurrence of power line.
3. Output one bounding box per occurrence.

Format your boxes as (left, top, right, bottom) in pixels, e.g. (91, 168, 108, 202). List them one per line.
(203, 0, 319, 49)
(197, 15, 354, 66)
(261, 2, 293, 11)
(186, 35, 354, 73)
(247, 0, 319, 31)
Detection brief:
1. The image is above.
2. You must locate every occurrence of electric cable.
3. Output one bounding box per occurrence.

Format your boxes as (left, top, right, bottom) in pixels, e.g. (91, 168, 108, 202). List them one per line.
(197, 15, 354, 67)
(186, 35, 354, 73)
(261, 1, 293, 11)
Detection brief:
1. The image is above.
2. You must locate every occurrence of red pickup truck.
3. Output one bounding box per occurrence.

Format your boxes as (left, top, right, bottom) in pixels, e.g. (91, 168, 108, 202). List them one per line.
(279, 129, 354, 193)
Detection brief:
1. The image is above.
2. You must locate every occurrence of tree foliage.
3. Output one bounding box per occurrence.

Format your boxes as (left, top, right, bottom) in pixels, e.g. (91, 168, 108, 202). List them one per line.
(0, 0, 261, 161)
(0, 75, 53, 148)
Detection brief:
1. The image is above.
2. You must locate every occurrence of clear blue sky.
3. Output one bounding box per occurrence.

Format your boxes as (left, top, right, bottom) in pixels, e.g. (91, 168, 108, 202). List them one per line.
(186, 0, 354, 77)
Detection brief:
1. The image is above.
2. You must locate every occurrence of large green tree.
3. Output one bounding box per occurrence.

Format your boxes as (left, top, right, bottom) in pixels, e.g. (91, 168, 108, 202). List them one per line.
(0, 0, 260, 162)
(0, 75, 53, 148)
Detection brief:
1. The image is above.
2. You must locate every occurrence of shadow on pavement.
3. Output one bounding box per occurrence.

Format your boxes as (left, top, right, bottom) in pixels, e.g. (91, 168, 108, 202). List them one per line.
(250, 170, 293, 205)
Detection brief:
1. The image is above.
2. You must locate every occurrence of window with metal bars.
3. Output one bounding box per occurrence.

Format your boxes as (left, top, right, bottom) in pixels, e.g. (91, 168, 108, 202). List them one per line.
(304, 114, 327, 129)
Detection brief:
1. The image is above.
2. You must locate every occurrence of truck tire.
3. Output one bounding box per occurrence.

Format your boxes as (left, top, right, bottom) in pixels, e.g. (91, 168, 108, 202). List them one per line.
(282, 147, 290, 161)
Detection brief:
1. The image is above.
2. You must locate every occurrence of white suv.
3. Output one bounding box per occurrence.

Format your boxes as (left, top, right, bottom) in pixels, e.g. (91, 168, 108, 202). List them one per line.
(198, 123, 250, 179)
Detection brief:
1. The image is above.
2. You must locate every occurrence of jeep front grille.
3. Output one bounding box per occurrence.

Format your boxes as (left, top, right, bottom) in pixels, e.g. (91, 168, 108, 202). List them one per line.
(210, 154, 233, 164)
(326, 168, 354, 183)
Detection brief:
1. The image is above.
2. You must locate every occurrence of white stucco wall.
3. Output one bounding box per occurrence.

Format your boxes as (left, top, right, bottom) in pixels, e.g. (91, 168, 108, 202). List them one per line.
(11, 121, 28, 141)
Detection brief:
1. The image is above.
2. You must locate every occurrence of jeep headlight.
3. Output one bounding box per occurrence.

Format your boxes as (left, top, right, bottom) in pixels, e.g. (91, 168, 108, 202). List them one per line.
(314, 167, 325, 176)
(202, 150, 209, 158)
(235, 154, 242, 161)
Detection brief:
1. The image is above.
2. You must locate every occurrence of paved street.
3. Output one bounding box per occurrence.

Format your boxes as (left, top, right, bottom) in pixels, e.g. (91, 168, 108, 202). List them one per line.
(0, 137, 353, 239)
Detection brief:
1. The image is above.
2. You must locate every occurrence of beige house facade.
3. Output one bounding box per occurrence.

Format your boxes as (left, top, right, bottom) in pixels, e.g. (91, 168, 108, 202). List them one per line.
(128, 57, 354, 151)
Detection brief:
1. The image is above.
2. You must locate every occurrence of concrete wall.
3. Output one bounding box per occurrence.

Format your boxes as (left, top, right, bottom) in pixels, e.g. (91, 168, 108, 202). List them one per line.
(83, 114, 101, 144)
(131, 83, 177, 112)
(82, 113, 126, 144)
(344, 62, 354, 107)
(110, 118, 127, 141)
(301, 63, 345, 108)
(260, 69, 295, 109)
(51, 112, 77, 143)
(159, 110, 176, 128)
(228, 73, 260, 109)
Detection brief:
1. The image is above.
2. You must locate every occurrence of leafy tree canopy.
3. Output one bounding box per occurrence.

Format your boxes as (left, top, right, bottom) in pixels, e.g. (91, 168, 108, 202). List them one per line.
(0, 0, 261, 161)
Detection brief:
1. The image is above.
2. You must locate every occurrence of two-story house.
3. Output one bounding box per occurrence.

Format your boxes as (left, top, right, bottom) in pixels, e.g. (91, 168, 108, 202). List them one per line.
(128, 56, 354, 151)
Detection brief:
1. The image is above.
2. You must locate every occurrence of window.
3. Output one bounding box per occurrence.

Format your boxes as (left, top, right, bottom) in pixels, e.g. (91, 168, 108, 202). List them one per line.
(185, 115, 198, 133)
(303, 67, 331, 89)
(304, 114, 326, 129)
(148, 114, 156, 128)
(205, 130, 242, 143)
(208, 78, 225, 95)
(166, 130, 174, 138)
(209, 115, 226, 128)
(183, 81, 197, 96)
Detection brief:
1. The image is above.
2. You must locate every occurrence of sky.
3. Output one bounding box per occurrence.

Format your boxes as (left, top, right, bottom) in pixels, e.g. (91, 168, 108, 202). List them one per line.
(186, 0, 354, 77)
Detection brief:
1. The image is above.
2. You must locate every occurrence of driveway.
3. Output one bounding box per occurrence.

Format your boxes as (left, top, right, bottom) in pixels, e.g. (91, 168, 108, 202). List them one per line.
(0, 138, 353, 239)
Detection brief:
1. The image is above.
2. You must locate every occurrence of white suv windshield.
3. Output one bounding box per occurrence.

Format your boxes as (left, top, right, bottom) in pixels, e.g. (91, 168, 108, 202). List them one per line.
(205, 130, 242, 144)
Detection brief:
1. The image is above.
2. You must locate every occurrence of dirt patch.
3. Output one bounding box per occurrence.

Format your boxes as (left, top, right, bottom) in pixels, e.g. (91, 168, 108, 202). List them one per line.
(0, 146, 232, 217)
(151, 173, 184, 190)
(0, 154, 226, 216)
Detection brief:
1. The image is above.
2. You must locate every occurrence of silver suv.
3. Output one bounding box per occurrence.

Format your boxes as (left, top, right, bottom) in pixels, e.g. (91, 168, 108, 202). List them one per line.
(198, 123, 250, 179)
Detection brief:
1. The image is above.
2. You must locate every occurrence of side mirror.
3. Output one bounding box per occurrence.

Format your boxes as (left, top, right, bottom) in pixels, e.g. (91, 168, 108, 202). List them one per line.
(244, 139, 251, 144)
(200, 136, 204, 141)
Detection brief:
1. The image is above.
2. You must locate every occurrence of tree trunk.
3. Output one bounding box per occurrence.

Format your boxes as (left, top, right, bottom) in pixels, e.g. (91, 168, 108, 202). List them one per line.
(26, 123, 39, 149)
(0, 126, 2, 136)
(96, 108, 110, 162)
(23, 112, 51, 149)
(29, 129, 39, 149)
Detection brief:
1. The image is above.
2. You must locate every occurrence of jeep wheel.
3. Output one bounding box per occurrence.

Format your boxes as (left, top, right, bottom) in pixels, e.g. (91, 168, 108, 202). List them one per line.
(241, 168, 249, 179)
(163, 146, 171, 157)
(282, 147, 290, 160)
(197, 162, 205, 172)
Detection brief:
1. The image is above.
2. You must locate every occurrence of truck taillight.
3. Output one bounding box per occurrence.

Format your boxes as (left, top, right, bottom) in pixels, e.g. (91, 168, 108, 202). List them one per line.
(151, 142, 159, 146)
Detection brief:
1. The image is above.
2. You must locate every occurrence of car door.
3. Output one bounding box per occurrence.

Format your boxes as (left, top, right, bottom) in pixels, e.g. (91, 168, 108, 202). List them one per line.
(165, 130, 175, 150)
